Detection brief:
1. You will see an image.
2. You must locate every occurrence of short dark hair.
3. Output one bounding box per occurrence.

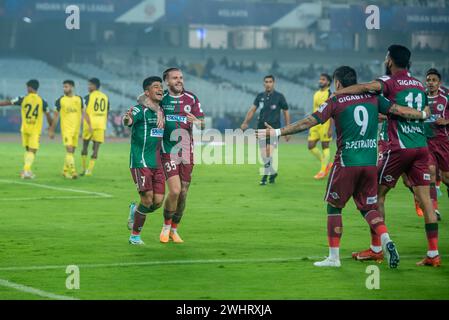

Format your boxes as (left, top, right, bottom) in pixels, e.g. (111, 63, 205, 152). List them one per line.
(264, 75, 275, 82)
(26, 79, 39, 91)
(333, 66, 358, 88)
(143, 76, 163, 91)
(426, 68, 441, 80)
(89, 78, 101, 89)
(387, 44, 411, 69)
(163, 68, 181, 81)
(321, 73, 332, 83)
(63, 80, 75, 87)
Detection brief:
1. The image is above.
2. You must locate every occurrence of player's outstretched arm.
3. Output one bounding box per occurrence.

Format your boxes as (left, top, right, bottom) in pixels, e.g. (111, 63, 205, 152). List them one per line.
(335, 80, 382, 96)
(241, 105, 257, 130)
(389, 104, 430, 120)
(282, 109, 291, 142)
(256, 115, 318, 139)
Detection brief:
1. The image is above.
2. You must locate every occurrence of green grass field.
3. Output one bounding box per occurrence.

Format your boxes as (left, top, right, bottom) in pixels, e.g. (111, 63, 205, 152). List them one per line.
(0, 136, 448, 300)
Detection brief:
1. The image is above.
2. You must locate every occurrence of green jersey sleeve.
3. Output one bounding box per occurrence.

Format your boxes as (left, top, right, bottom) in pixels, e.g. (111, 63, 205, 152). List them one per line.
(377, 95, 392, 115)
(130, 105, 144, 124)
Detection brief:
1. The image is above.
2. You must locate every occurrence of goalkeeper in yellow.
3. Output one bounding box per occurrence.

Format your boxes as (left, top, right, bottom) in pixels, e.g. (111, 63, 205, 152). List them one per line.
(308, 73, 333, 179)
(80, 78, 109, 176)
(49, 80, 86, 179)
(0, 79, 52, 179)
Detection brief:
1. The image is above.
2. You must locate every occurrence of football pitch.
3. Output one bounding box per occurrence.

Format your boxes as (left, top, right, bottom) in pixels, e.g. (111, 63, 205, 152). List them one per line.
(0, 136, 448, 300)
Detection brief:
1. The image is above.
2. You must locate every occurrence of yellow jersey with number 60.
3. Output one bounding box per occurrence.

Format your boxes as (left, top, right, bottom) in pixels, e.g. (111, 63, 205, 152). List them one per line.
(12, 93, 48, 134)
(55, 95, 84, 134)
(84, 90, 109, 130)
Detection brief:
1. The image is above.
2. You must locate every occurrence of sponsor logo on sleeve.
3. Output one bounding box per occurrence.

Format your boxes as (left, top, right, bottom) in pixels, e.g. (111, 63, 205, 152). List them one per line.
(318, 102, 328, 113)
(423, 173, 431, 181)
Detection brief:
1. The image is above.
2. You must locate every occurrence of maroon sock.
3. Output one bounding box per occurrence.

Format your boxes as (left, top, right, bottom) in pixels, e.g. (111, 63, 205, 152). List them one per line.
(133, 212, 147, 235)
(327, 214, 343, 248)
(364, 210, 388, 238)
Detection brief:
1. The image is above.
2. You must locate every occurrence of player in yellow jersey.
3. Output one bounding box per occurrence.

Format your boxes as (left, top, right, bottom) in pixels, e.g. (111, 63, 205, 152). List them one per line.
(308, 73, 333, 179)
(49, 80, 86, 179)
(80, 78, 110, 176)
(0, 79, 52, 179)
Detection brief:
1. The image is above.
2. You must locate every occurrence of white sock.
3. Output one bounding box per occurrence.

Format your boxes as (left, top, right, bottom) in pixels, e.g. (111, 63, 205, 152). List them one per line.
(171, 228, 177, 233)
(370, 245, 382, 253)
(329, 247, 340, 260)
(427, 250, 439, 258)
(163, 224, 171, 231)
(380, 233, 391, 246)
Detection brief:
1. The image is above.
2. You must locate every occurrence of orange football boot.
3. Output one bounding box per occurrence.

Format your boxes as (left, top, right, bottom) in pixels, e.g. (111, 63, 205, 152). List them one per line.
(415, 200, 424, 217)
(324, 162, 333, 176)
(416, 256, 441, 267)
(352, 249, 384, 262)
(314, 171, 326, 180)
(160, 227, 170, 243)
(170, 231, 184, 243)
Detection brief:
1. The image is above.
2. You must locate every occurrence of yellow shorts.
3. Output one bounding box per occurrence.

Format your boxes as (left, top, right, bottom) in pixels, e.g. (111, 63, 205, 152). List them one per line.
(22, 132, 40, 150)
(62, 131, 80, 147)
(82, 128, 105, 143)
(308, 122, 332, 143)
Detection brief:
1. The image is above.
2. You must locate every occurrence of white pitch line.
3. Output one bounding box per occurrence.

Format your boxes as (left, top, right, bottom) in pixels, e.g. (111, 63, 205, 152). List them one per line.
(0, 179, 113, 199)
(0, 278, 79, 300)
(0, 196, 110, 202)
(0, 254, 445, 272)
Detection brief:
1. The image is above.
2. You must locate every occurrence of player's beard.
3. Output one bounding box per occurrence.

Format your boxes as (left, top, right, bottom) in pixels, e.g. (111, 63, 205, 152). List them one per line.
(385, 63, 392, 76)
(318, 83, 326, 89)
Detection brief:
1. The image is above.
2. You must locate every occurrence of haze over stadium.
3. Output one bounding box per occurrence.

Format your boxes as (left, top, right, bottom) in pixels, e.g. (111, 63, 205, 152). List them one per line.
(0, 0, 449, 302)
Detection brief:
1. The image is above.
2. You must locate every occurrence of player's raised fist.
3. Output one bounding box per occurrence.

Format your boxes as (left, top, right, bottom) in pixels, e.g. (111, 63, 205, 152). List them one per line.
(240, 122, 249, 131)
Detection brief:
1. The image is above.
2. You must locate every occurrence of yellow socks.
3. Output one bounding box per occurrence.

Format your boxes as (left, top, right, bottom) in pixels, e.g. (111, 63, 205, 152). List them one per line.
(310, 147, 322, 161)
(23, 152, 35, 172)
(87, 159, 96, 174)
(81, 155, 87, 172)
(65, 153, 76, 174)
(321, 148, 331, 172)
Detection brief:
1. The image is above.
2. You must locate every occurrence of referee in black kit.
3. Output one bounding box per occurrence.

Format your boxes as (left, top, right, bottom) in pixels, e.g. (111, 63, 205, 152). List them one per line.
(241, 75, 291, 185)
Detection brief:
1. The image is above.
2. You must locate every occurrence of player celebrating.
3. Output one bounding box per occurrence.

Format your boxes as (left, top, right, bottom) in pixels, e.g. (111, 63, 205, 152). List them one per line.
(308, 73, 333, 180)
(335, 45, 440, 267)
(0, 79, 52, 179)
(257, 66, 427, 268)
(80, 78, 110, 177)
(423, 68, 449, 217)
(241, 75, 290, 185)
(124, 77, 166, 245)
(49, 80, 85, 179)
(158, 68, 205, 244)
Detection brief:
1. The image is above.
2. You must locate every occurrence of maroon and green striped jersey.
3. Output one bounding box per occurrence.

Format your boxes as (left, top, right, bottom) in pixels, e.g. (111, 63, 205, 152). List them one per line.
(424, 93, 449, 139)
(127, 104, 163, 169)
(312, 93, 392, 167)
(161, 90, 204, 161)
(377, 70, 428, 150)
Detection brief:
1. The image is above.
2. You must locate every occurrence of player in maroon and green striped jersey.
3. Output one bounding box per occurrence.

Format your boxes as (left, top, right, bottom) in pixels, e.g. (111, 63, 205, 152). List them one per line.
(123, 77, 166, 246)
(424, 69, 449, 215)
(257, 66, 427, 268)
(335, 45, 440, 267)
(159, 68, 205, 244)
